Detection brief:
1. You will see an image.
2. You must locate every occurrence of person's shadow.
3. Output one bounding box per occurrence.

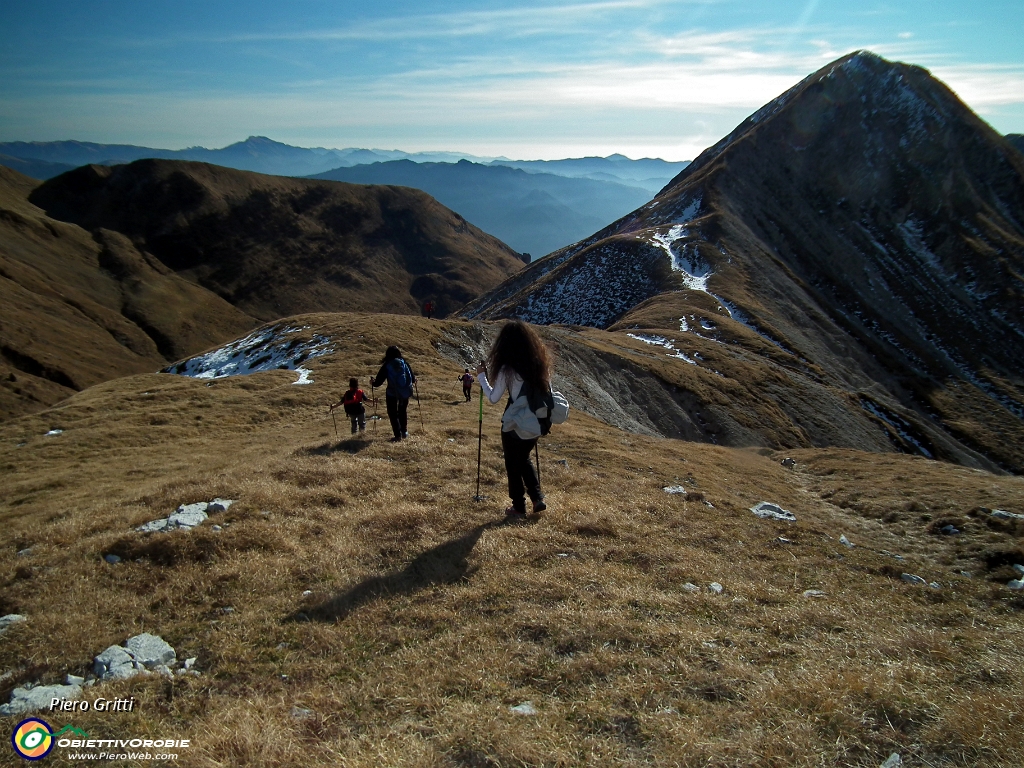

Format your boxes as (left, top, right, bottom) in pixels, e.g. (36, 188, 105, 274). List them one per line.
(296, 438, 371, 456)
(291, 519, 511, 623)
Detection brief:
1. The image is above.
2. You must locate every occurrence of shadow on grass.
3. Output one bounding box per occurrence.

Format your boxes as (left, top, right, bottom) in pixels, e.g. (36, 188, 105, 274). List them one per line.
(292, 518, 527, 623)
(297, 438, 372, 456)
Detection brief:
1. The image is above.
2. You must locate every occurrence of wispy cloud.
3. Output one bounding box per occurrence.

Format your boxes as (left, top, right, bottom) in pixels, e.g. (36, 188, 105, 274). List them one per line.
(208, 0, 687, 44)
(3, 4, 1022, 157)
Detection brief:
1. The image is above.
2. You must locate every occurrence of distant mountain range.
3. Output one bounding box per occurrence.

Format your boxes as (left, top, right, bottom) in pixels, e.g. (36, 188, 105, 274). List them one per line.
(0, 160, 525, 420)
(311, 160, 653, 259)
(490, 155, 687, 195)
(464, 51, 1024, 474)
(0, 137, 504, 179)
(0, 137, 688, 259)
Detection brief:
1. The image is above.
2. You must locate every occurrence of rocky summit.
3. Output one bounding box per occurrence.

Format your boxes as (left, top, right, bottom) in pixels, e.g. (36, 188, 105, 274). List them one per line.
(463, 51, 1024, 473)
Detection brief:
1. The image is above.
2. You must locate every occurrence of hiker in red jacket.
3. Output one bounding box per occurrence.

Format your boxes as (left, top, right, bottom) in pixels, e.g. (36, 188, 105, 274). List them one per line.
(330, 377, 374, 434)
(423, 300, 434, 319)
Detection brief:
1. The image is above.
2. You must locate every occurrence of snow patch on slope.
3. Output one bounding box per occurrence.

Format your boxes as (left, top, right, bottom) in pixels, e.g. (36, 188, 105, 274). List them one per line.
(165, 325, 334, 385)
(651, 225, 711, 291)
(860, 398, 934, 458)
(627, 333, 699, 366)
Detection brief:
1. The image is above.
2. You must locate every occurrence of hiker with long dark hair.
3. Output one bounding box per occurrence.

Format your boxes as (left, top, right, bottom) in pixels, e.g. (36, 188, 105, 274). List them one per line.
(372, 346, 417, 442)
(475, 320, 551, 517)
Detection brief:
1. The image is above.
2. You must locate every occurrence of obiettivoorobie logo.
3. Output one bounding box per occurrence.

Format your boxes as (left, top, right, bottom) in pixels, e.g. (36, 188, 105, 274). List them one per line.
(12, 719, 89, 761)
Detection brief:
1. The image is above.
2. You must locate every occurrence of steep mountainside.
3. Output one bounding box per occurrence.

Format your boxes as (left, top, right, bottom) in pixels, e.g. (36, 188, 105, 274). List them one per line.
(463, 51, 1024, 473)
(0, 166, 256, 421)
(312, 159, 651, 259)
(29, 160, 526, 322)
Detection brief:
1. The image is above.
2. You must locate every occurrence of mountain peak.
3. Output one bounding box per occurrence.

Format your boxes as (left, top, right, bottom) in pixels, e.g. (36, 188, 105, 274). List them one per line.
(666, 50, 964, 192)
(462, 51, 1024, 472)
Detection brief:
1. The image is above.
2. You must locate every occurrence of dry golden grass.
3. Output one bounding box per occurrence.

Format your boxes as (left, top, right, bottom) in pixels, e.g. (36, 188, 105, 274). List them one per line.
(2, 313, 1023, 767)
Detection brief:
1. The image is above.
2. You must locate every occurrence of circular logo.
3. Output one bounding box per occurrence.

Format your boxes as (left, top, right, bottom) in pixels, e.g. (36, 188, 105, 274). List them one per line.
(11, 718, 54, 761)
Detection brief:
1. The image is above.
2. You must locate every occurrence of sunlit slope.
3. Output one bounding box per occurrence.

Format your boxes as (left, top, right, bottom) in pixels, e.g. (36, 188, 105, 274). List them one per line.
(2, 313, 1022, 767)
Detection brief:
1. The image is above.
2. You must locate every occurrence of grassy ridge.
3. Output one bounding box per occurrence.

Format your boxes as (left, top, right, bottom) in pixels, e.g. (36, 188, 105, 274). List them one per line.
(2, 314, 1023, 767)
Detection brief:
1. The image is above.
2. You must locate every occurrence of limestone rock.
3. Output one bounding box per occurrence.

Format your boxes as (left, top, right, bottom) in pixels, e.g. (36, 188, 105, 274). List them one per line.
(137, 499, 235, 533)
(990, 509, 1024, 521)
(94, 645, 143, 680)
(137, 518, 170, 533)
(0, 683, 82, 716)
(900, 573, 927, 586)
(0, 614, 27, 636)
(167, 503, 209, 530)
(126, 633, 176, 668)
(750, 502, 796, 521)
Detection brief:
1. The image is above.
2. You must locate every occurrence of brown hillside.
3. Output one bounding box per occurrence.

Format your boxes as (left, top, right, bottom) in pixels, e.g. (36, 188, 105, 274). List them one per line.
(29, 160, 526, 321)
(2, 313, 1023, 767)
(0, 166, 256, 422)
(462, 52, 1024, 474)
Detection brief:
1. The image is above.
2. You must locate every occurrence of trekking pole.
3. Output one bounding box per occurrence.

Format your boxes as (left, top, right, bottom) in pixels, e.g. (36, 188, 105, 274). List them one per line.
(474, 386, 485, 501)
(329, 405, 338, 439)
(535, 442, 541, 484)
(414, 380, 425, 432)
(370, 381, 378, 434)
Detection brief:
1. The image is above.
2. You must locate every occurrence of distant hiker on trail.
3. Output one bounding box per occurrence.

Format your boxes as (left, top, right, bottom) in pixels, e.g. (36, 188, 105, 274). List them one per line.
(476, 320, 551, 518)
(330, 378, 373, 435)
(372, 346, 417, 442)
(459, 369, 474, 401)
(423, 300, 435, 319)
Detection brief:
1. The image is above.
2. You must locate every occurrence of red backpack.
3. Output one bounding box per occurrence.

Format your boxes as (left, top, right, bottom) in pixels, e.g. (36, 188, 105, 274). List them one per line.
(343, 389, 365, 416)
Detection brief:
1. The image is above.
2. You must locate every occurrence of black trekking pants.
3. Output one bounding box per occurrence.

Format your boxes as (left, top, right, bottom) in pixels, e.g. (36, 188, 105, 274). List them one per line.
(463, 385, 472, 401)
(501, 429, 542, 513)
(386, 395, 409, 439)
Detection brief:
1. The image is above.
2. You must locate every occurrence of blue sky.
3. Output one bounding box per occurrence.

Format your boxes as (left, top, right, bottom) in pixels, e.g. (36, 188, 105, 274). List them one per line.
(2, 0, 1023, 160)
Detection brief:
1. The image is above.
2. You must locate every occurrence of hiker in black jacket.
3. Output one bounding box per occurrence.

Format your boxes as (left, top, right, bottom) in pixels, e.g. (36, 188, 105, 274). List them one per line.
(372, 346, 417, 442)
(476, 320, 550, 517)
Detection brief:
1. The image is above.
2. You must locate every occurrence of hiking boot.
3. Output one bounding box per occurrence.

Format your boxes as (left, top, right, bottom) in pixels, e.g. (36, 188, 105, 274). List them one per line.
(402, 432, 410, 439)
(532, 499, 547, 514)
(505, 506, 526, 517)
